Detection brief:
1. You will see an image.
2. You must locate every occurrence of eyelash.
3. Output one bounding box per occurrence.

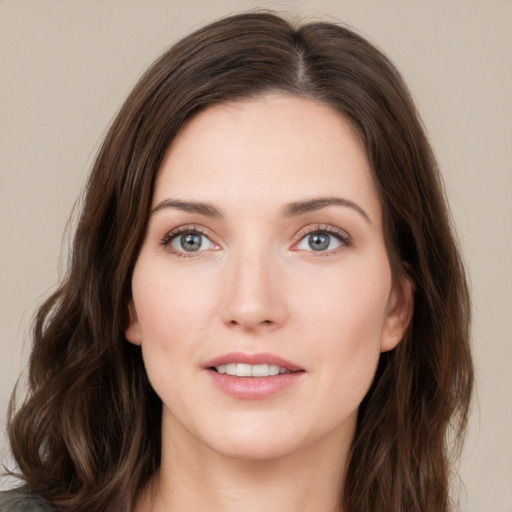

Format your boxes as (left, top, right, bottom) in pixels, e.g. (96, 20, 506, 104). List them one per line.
(160, 225, 216, 258)
(292, 225, 351, 256)
(159, 224, 351, 258)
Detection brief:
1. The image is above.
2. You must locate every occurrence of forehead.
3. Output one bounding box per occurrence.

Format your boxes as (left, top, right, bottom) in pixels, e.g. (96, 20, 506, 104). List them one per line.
(154, 94, 381, 224)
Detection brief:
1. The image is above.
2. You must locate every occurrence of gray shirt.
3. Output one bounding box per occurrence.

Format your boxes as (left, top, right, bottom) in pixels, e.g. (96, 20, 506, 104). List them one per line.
(0, 490, 49, 512)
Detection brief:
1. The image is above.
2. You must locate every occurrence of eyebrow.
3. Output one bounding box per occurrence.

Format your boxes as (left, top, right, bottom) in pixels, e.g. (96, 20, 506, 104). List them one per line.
(151, 196, 371, 223)
(281, 197, 371, 223)
(151, 199, 222, 217)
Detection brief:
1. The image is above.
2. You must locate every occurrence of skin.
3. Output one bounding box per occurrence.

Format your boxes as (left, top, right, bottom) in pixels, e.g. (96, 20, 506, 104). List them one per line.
(126, 94, 412, 512)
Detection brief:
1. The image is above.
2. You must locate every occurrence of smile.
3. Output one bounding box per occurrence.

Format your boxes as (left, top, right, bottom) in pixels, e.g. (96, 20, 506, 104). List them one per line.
(204, 352, 304, 399)
(213, 363, 292, 377)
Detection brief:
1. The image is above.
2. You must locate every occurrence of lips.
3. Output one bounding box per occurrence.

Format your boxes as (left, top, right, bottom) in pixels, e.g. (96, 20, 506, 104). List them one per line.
(203, 352, 304, 399)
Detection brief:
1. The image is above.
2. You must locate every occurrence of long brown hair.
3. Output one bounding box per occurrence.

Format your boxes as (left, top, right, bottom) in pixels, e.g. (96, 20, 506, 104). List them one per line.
(7, 11, 473, 512)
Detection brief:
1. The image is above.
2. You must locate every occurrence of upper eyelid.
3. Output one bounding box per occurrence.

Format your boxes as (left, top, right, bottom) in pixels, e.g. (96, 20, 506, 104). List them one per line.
(295, 224, 351, 241)
(160, 223, 349, 235)
(162, 224, 210, 238)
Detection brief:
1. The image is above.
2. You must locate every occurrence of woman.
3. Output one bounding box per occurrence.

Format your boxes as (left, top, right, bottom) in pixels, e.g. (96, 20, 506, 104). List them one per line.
(1, 11, 473, 512)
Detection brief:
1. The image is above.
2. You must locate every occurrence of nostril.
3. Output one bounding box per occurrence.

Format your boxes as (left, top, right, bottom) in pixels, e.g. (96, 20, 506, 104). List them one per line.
(226, 318, 274, 330)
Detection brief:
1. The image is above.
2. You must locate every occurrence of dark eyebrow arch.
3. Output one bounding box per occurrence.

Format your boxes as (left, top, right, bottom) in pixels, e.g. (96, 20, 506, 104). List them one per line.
(151, 199, 223, 218)
(281, 197, 371, 223)
(151, 197, 370, 223)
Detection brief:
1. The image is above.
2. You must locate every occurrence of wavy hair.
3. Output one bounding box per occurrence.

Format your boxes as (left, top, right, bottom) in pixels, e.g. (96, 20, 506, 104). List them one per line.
(7, 11, 473, 512)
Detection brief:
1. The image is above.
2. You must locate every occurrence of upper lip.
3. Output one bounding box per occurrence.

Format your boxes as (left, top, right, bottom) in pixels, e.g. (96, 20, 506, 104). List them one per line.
(204, 352, 303, 372)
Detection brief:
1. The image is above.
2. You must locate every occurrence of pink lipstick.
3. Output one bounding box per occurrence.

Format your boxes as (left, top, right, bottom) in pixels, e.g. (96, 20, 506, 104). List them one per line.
(203, 352, 304, 400)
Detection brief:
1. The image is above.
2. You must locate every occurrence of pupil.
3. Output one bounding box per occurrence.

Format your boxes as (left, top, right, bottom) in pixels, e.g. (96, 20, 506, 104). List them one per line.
(181, 233, 201, 251)
(309, 233, 329, 251)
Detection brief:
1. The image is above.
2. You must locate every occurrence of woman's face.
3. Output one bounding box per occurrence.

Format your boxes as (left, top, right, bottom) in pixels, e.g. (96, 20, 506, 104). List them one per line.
(127, 94, 411, 461)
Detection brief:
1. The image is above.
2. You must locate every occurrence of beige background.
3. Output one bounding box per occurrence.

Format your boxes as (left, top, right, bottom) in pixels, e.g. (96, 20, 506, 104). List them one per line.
(1, 1, 511, 510)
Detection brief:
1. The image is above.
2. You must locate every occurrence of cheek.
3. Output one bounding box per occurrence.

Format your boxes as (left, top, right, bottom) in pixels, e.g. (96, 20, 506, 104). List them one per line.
(131, 265, 211, 410)
(130, 260, 221, 401)
(132, 258, 214, 340)
(298, 256, 392, 346)
(297, 256, 392, 395)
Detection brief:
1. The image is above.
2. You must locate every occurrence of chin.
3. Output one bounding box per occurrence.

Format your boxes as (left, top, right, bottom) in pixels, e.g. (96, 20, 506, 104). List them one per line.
(197, 415, 348, 463)
(189, 413, 307, 462)
(209, 434, 302, 462)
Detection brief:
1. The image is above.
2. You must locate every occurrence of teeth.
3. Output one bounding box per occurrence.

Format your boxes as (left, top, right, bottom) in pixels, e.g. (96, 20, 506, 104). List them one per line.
(237, 363, 252, 377)
(215, 363, 290, 377)
(269, 365, 280, 376)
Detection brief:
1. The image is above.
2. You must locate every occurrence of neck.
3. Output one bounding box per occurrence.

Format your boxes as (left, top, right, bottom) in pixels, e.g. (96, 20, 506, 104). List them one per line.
(135, 414, 352, 512)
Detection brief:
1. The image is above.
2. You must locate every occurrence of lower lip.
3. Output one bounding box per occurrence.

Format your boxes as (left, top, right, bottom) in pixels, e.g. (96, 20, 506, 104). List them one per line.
(205, 370, 304, 399)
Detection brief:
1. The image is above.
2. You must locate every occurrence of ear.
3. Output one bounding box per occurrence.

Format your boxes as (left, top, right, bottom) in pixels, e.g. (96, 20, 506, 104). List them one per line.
(125, 300, 142, 346)
(381, 274, 414, 352)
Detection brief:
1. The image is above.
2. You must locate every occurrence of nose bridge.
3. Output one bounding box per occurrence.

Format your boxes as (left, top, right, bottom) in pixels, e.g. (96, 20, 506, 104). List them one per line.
(221, 236, 287, 330)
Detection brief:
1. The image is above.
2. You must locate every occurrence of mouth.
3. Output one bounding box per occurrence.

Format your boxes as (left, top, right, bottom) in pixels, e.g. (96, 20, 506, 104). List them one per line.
(204, 352, 303, 376)
(204, 353, 304, 398)
(209, 363, 296, 377)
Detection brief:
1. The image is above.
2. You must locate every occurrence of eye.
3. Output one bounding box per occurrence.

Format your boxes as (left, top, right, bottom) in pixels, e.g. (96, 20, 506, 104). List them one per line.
(294, 228, 350, 253)
(162, 227, 217, 255)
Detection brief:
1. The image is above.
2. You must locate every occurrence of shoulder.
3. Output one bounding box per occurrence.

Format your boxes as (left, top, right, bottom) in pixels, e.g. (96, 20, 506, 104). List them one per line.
(0, 490, 50, 512)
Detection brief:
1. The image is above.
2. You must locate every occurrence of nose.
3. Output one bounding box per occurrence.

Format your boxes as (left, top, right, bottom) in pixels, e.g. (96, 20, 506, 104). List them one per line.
(220, 246, 289, 332)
